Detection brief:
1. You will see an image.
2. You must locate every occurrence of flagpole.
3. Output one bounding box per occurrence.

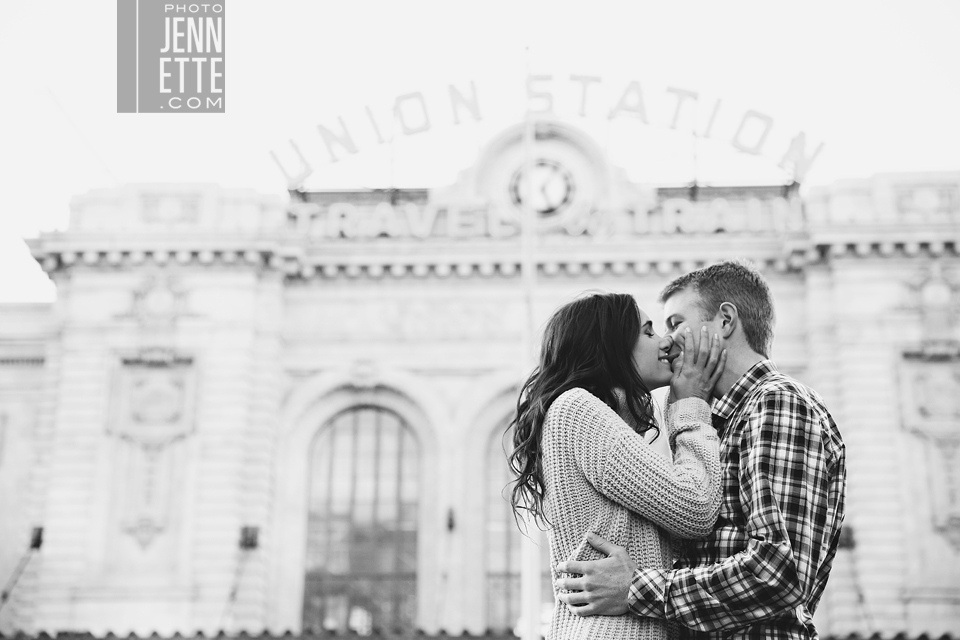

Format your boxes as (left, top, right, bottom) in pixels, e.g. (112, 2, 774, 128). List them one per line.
(518, 51, 543, 640)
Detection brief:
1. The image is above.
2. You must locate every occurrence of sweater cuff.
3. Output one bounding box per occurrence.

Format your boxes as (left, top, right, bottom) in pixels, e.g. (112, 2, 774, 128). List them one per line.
(664, 397, 712, 434)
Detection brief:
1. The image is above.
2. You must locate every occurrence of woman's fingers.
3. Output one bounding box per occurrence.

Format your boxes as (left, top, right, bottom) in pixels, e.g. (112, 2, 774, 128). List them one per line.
(670, 348, 684, 384)
(707, 349, 727, 388)
(682, 328, 696, 368)
(696, 326, 710, 365)
(703, 333, 721, 376)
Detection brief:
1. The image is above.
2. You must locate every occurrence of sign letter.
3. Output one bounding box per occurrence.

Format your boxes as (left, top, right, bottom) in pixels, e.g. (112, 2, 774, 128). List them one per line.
(702, 99, 721, 138)
(449, 81, 482, 124)
(394, 92, 431, 135)
(570, 75, 601, 117)
(317, 117, 359, 163)
(405, 203, 439, 239)
(779, 132, 824, 183)
(608, 81, 648, 123)
(366, 106, 386, 144)
(270, 139, 314, 190)
(666, 87, 698, 130)
(327, 203, 360, 238)
(731, 110, 773, 155)
(526, 75, 554, 114)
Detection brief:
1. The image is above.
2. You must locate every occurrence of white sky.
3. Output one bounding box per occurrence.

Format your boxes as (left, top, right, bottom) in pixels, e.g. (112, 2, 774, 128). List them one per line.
(1, 0, 959, 302)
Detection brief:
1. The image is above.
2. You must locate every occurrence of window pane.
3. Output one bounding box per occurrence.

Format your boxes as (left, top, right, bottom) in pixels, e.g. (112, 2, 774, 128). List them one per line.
(304, 406, 418, 634)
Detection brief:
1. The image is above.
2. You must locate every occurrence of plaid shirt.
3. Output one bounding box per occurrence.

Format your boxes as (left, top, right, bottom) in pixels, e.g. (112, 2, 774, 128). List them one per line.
(628, 360, 846, 640)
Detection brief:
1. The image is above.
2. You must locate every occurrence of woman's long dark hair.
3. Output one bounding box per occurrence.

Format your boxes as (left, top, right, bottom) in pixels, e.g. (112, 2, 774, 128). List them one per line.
(507, 292, 659, 528)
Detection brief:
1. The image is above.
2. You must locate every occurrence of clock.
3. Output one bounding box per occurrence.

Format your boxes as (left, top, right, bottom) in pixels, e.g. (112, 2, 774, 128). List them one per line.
(509, 159, 575, 217)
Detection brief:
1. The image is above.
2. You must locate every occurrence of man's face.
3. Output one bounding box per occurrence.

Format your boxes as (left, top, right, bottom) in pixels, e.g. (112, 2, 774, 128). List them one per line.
(662, 286, 722, 363)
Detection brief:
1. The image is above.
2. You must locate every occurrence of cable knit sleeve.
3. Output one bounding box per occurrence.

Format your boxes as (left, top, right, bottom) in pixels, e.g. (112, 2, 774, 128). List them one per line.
(554, 388, 722, 539)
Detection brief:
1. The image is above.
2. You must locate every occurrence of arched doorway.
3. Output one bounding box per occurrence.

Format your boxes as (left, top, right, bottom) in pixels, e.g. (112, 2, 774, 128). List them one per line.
(485, 422, 553, 632)
(302, 405, 419, 633)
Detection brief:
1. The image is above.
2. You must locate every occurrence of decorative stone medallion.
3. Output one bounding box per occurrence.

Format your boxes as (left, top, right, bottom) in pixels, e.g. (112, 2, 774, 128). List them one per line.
(107, 352, 195, 549)
(900, 355, 960, 552)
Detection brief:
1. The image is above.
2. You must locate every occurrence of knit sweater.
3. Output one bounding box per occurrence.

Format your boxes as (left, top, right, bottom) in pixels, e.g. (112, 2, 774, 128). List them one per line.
(542, 388, 722, 640)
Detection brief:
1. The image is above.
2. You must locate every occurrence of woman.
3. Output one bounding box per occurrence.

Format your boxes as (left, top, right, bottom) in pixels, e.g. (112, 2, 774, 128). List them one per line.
(508, 292, 725, 640)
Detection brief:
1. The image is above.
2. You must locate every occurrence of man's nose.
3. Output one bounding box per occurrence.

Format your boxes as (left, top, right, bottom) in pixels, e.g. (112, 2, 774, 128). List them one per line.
(659, 334, 675, 353)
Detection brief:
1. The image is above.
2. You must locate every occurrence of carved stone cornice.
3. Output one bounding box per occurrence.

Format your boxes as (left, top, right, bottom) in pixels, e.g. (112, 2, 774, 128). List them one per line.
(29, 231, 809, 280)
(29, 230, 960, 287)
(803, 240, 960, 264)
(32, 240, 960, 283)
(287, 255, 806, 281)
(30, 247, 286, 274)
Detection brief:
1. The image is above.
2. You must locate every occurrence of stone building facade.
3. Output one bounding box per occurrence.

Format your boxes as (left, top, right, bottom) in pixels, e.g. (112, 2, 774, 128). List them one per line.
(0, 121, 958, 637)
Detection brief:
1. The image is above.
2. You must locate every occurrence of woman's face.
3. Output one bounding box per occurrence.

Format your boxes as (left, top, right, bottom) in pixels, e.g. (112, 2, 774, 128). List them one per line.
(632, 308, 676, 390)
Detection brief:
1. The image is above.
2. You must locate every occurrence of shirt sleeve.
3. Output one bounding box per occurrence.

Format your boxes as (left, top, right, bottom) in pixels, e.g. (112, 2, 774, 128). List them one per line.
(627, 387, 837, 630)
(561, 390, 722, 539)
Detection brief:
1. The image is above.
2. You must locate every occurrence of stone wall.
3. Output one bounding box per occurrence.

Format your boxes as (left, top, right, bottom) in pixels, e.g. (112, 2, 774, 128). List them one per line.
(2, 168, 959, 636)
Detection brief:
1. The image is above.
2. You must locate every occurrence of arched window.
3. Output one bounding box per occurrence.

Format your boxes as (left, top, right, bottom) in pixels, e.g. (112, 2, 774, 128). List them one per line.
(303, 406, 419, 634)
(485, 422, 553, 632)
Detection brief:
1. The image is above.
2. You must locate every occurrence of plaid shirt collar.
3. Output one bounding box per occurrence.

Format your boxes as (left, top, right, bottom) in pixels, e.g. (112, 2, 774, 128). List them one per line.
(712, 359, 778, 424)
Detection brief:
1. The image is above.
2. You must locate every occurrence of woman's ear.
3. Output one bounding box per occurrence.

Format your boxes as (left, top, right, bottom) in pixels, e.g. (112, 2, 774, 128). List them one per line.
(718, 302, 738, 339)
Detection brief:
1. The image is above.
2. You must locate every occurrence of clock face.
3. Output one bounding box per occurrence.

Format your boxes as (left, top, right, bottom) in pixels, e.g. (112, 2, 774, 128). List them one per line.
(509, 159, 575, 217)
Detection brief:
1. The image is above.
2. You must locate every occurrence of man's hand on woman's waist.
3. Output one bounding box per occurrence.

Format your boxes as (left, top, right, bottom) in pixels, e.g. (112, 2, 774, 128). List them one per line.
(554, 533, 636, 616)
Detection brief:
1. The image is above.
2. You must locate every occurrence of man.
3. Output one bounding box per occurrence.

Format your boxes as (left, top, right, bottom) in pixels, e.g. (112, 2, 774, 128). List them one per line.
(555, 259, 847, 640)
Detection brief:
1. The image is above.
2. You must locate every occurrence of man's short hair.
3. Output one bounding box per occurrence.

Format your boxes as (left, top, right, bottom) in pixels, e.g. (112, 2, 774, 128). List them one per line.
(659, 259, 775, 357)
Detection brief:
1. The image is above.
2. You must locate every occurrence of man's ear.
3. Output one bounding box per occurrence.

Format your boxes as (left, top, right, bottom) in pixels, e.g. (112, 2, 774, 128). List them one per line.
(718, 302, 738, 339)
